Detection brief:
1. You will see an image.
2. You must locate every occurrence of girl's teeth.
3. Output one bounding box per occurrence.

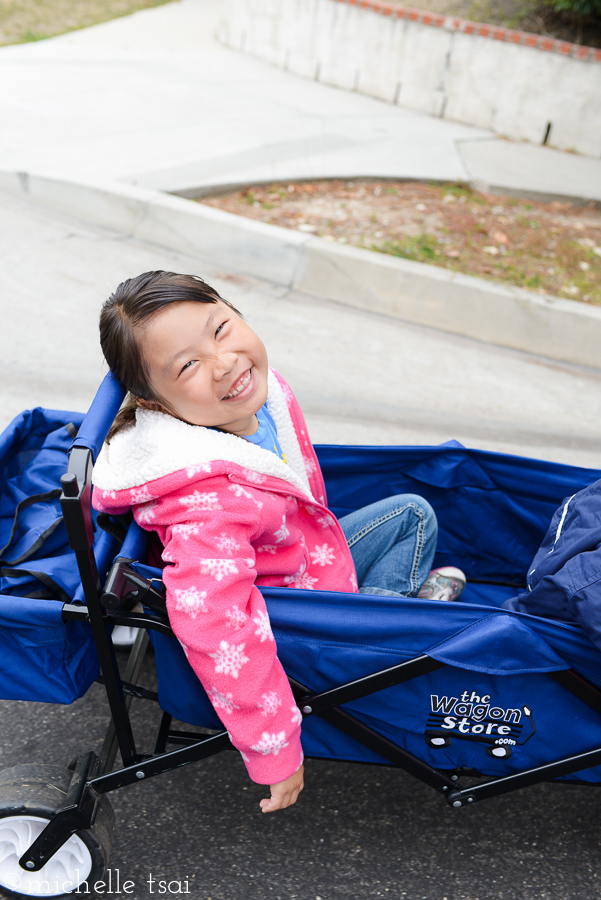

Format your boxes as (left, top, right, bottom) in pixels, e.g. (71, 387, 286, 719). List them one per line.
(225, 370, 251, 398)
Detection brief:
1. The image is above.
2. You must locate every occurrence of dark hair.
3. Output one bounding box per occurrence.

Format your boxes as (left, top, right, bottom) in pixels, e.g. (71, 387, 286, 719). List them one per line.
(100, 271, 240, 439)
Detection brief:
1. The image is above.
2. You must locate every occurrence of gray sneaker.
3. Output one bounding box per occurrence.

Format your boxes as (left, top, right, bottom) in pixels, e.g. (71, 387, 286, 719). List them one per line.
(417, 567, 466, 602)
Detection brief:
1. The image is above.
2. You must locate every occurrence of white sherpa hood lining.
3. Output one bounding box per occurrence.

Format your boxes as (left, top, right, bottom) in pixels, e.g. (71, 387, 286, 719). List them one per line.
(92, 370, 314, 500)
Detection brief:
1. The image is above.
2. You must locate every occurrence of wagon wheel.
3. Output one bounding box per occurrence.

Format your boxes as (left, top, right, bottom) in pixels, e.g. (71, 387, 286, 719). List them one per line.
(0, 765, 114, 899)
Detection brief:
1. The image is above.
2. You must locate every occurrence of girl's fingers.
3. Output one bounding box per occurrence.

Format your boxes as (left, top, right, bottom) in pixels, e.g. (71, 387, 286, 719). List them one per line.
(259, 764, 305, 812)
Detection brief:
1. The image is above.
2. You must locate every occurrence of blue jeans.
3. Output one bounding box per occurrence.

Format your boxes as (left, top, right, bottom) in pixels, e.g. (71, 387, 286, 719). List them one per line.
(339, 495, 437, 597)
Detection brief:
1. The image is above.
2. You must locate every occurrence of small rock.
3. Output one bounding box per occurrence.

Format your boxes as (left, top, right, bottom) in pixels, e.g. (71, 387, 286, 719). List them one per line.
(482, 245, 499, 256)
(492, 231, 509, 244)
(561, 285, 579, 295)
(298, 223, 317, 232)
(492, 206, 505, 215)
(416, 203, 427, 211)
(444, 248, 460, 258)
(579, 261, 590, 271)
(442, 194, 456, 203)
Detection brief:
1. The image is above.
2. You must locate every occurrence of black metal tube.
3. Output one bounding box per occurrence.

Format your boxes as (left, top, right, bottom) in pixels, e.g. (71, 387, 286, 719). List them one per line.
(288, 676, 456, 793)
(90, 732, 232, 793)
(295, 654, 445, 713)
(61, 448, 138, 767)
(100, 631, 151, 773)
(550, 669, 601, 717)
(448, 744, 601, 806)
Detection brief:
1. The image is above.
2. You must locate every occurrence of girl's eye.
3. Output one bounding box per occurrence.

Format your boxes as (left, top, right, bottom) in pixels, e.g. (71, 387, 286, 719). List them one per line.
(179, 360, 196, 375)
(215, 320, 228, 337)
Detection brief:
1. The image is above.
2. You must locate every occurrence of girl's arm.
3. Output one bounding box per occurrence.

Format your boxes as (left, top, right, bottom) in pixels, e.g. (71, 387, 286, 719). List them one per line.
(154, 479, 304, 796)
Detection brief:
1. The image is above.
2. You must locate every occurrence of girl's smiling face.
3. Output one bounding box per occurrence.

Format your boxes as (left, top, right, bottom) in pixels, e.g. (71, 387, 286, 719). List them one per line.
(139, 300, 269, 435)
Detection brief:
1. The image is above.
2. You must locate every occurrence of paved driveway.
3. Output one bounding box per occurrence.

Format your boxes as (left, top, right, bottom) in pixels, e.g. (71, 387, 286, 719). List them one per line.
(0, 649, 599, 900)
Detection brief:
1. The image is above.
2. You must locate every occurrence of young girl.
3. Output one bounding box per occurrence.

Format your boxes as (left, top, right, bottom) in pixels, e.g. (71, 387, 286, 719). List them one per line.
(92, 271, 464, 814)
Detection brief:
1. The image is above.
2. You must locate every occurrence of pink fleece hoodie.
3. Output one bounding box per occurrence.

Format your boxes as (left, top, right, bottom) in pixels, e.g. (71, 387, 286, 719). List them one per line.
(92, 370, 358, 783)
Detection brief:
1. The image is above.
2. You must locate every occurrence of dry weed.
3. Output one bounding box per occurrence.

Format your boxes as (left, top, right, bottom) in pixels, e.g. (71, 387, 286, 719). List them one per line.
(0, 0, 173, 46)
(202, 180, 601, 304)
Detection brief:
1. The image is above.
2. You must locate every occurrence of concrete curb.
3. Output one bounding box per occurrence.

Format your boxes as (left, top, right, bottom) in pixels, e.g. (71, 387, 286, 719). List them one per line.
(2, 169, 600, 370)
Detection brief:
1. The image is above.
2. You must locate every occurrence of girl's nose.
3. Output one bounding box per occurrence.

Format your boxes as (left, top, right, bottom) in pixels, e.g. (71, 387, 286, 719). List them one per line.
(213, 351, 238, 379)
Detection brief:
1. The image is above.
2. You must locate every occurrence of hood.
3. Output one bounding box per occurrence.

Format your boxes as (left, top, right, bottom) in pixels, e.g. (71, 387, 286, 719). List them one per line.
(92, 369, 314, 499)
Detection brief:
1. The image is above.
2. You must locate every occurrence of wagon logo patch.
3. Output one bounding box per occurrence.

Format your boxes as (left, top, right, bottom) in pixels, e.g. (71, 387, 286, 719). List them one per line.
(425, 690, 536, 759)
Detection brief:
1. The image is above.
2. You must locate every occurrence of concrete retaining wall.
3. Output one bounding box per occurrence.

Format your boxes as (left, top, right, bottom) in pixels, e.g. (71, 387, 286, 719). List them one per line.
(218, 0, 601, 158)
(2, 169, 601, 370)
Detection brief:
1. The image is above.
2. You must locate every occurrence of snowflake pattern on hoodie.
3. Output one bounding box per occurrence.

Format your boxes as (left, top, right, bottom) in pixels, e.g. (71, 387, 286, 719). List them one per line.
(92, 370, 357, 784)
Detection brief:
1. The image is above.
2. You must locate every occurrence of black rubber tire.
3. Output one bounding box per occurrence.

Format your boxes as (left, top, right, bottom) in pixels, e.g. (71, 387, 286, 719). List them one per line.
(0, 764, 114, 899)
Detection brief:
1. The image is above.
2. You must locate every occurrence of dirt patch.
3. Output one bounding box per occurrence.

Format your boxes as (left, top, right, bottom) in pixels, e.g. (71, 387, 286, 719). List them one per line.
(386, 0, 601, 48)
(0, 0, 173, 46)
(201, 180, 601, 304)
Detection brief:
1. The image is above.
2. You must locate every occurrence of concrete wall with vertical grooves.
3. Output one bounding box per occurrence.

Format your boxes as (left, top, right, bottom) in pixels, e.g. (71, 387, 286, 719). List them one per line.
(218, 0, 601, 158)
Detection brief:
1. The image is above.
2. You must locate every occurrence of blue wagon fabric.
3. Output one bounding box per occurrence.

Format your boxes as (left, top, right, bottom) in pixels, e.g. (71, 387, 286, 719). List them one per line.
(143, 441, 601, 785)
(0, 408, 102, 704)
(149, 586, 601, 784)
(4, 381, 601, 785)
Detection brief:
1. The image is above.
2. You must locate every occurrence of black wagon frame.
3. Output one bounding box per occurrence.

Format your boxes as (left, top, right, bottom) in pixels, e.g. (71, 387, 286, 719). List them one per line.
(16, 442, 601, 876)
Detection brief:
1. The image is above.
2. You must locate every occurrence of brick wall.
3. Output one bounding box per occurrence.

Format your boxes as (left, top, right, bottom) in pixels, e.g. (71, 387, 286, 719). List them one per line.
(342, 0, 601, 62)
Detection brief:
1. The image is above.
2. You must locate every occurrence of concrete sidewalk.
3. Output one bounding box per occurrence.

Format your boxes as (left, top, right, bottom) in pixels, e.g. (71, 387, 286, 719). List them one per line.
(1, 0, 599, 202)
(1, 0, 600, 470)
(2, 188, 600, 469)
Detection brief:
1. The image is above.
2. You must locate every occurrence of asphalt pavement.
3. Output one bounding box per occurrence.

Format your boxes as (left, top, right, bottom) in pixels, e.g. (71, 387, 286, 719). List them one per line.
(1, 648, 600, 900)
(1, 0, 600, 201)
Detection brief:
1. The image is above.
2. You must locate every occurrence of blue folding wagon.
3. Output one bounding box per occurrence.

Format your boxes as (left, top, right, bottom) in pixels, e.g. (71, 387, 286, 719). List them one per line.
(1, 372, 601, 898)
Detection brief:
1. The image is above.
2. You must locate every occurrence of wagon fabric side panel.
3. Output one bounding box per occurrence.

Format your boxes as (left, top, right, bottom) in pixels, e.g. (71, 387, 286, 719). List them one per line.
(0, 595, 99, 704)
(271, 590, 601, 782)
(148, 442, 601, 781)
(150, 585, 601, 783)
(315, 442, 601, 599)
(0, 408, 103, 704)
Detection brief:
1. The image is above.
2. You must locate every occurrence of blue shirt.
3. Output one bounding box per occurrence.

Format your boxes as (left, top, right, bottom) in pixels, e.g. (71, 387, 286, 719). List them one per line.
(244, 404, 286, 462)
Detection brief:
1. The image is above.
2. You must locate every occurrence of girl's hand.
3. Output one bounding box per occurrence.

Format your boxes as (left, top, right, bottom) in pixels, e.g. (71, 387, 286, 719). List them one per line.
(259, 765, 304, 813)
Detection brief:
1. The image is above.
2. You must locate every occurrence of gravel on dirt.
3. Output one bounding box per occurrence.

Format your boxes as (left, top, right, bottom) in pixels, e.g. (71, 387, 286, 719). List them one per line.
(201, 180, 601, 305)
